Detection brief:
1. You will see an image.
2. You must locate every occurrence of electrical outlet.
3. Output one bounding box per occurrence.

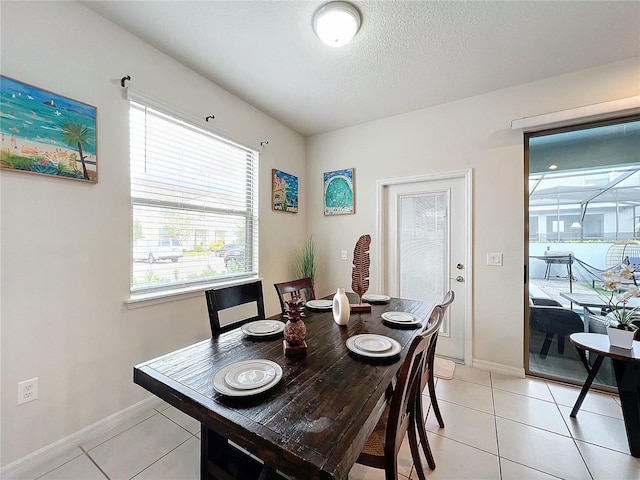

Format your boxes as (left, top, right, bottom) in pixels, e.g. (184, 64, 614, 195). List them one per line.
(18, 377, 38, 405)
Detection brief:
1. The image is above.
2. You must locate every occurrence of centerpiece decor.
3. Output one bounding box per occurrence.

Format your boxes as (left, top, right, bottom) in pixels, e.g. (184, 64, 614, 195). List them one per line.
(350, 234, 372, 313)
(595, 263, 639, 349)
(333, 288, 350, 325)
(283, 298, 307, 357)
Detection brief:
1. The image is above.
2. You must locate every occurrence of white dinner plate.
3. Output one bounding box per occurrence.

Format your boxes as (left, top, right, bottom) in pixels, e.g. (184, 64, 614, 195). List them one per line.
(224, 361, 278, 390)
(362, 294, 391, 303)
(306, 299, 333, 310)
(354, 334, 393, 352)
(381, 311, 422, 326)
(241, 320, 285, 336)
(213, 360, 283, 396)
(346, 335, 402, 358)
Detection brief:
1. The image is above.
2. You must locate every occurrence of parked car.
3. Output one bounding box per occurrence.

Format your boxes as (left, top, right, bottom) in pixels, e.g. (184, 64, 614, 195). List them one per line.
(133, 237, 183, 263)
(224, 245, 245, 270)
(215, 244, 243, 257)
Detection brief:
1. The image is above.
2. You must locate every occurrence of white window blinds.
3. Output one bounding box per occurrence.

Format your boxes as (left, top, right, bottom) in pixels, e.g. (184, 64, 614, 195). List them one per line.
(129, 99, 259, 294)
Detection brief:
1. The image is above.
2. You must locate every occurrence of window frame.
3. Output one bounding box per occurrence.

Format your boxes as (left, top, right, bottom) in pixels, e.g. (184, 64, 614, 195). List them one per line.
(127, 92, 259, 305)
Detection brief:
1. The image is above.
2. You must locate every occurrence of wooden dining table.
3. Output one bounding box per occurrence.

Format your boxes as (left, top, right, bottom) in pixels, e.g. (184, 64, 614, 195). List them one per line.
(133, 295, 436, 479)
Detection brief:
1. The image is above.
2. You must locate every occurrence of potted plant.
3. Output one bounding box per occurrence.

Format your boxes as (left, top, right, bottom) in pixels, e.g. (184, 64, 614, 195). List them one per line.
(294, 235, 318, 286)
(596, 263, 640, 348)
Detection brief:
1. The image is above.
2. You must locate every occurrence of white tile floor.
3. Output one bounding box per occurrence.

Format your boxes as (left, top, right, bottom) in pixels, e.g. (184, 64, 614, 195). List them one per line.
(11, 365, 640, 480)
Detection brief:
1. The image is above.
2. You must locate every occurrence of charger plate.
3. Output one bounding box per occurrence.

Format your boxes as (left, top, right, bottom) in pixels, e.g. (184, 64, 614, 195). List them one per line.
(306, 299, 333, 310)
(213, 360, 282, 396)
(241, 320, 285, 337)
(346, 334, 401, 358)
(381, 311, 422, 326)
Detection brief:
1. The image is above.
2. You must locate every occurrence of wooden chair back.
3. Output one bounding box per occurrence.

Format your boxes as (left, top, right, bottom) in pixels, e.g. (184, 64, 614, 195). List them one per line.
(205, 280, 266, 336)
(273, 277, 316, 313)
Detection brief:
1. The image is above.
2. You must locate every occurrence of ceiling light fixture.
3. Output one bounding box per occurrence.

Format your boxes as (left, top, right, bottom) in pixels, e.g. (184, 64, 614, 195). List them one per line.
(313, 1, 361, 47)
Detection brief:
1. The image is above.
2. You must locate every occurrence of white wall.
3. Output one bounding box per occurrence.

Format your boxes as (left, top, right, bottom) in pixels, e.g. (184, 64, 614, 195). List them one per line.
(0, 1, 305, 466)
(2, 0, 639, 469)
(306, 57, 640, 371)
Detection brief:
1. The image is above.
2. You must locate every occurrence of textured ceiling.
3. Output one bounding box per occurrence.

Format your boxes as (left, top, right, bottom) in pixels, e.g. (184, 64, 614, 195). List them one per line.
(82, 1, 640, 137)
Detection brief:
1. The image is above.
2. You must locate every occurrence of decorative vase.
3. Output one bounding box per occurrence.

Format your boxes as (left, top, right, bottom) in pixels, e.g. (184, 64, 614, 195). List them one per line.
(333, 288, 350, 325)
(607, 326, 635, 349)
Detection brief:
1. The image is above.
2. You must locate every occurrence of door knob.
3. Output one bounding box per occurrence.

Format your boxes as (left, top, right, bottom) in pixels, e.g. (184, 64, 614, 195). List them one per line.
(454, 275, 464, 282)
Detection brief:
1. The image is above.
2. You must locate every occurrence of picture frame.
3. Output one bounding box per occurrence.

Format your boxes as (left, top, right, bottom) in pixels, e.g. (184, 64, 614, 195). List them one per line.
(272, 169, 298, 213)
(0, 75, 98, 183)
(324, 168, 355, 215)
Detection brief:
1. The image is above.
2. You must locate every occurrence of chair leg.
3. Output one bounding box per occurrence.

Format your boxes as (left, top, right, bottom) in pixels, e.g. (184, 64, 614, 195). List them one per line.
(428, 372, 444, 428)
(539, 333, 554, 358)
(557, 334, 565, 355)
(414, 395, 436, 470)
(408, 416, 430, 479)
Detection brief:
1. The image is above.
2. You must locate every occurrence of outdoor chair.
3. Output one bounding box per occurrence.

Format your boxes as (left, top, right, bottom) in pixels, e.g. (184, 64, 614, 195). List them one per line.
(529, 304, 584, 358)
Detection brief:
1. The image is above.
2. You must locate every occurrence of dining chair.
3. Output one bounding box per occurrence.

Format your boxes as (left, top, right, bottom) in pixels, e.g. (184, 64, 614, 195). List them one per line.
(420, 290, 454, 430)
(356, 312, 441, 480)
(204, 280, 266, 336)
(413, 304, 445, 471)
(273, 277, 316, 314)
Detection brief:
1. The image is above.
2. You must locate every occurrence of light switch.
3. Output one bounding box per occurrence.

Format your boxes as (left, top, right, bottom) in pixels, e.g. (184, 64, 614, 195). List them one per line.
(487, 253, 503, 266)
(341, 250, 348, 260)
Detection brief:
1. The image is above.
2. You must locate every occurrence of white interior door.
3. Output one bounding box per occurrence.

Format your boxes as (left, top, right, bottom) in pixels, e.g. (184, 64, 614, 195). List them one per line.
(379, 171, 471, 362)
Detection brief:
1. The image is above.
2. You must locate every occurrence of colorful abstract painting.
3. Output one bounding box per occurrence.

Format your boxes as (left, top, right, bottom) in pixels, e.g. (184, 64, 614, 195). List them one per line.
(0, 75, 97, 183)
(272, 169, 298, 213)
(324, 168, 355, 215)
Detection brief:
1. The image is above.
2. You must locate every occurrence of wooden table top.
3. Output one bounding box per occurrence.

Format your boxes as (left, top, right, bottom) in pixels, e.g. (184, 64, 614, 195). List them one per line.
(133, 296, 435, 479)
(570, 332, 640, 363)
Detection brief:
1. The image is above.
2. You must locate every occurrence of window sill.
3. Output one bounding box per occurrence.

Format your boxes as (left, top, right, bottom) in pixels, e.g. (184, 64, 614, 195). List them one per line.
(125, 276, 261, 309)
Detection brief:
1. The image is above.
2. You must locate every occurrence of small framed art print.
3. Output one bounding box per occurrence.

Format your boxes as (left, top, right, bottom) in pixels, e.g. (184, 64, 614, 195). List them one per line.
(324, 168, 355, 216)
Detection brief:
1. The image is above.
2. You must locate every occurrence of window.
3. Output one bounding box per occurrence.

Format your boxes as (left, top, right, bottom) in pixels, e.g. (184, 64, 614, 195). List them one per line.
(129, 98, 259, 296)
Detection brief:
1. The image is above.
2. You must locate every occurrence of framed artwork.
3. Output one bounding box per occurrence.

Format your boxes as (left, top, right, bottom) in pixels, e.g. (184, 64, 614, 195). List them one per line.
(272, 169, 298, 213)
(324, 168, 355, 215)
(0, 75, 98, 183)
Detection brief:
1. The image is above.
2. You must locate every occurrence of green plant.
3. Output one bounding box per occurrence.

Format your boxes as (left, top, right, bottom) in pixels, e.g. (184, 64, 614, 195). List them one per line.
(294, 236, 318, 285)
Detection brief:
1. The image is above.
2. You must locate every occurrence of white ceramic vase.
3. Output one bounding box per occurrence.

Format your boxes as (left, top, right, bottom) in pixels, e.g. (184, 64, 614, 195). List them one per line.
(333, 288, 350, 326)
(606, 326, 635, 349)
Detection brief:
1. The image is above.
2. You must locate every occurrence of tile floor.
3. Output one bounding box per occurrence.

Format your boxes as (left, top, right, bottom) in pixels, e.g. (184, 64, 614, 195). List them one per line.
(10, 365, 640, 480)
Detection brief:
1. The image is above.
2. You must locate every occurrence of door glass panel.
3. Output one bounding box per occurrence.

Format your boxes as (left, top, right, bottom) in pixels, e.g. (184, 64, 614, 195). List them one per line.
(399, 193, 447, 330)
(527, 118, 640, 390)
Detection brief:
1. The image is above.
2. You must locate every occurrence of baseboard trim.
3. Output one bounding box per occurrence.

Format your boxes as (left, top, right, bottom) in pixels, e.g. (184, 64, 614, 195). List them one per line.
(472, 359, 526, 378)
(1, 396, 163, 478)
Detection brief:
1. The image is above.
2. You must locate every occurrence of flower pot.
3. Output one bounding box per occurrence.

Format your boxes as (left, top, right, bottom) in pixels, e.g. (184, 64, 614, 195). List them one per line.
(606, 326, 636, 349)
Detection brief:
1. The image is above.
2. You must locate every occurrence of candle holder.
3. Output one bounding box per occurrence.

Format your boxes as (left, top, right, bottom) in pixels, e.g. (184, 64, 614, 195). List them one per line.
(283, 298, 307, 357)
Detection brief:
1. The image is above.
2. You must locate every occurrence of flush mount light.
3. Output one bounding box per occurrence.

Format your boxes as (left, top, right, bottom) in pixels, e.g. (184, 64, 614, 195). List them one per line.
(313, 1, 361, 47)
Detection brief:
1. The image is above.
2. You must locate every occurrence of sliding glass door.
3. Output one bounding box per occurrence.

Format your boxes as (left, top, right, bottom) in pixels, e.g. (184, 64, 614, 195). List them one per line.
(525, 116, 640, 389)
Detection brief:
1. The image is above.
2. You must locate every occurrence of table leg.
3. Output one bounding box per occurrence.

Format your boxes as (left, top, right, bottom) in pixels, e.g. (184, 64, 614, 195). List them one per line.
(612, 360, 640, 458)
(570, 354, 605, 418)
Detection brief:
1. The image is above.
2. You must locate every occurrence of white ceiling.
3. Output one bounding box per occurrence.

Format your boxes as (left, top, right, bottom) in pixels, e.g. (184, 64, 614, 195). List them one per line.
(82, 1, 640, 137)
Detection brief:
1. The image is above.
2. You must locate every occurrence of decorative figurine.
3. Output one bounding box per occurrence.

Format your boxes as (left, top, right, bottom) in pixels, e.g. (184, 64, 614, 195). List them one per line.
(351, 234, 372, 313)
(283, 298, 307, 357)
